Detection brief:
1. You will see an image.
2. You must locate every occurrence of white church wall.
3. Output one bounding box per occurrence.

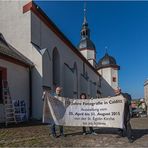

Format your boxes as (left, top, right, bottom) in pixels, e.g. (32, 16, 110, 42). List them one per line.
(31, 12, 79, 100)
(84, 64, 98, 98)
(30, 51, 43, 119)
(31, 8, 115, 101)
(98, 68, 112, 86)
(87, 50, 95, 59)
(42, 50, 52, 88)
(63, 64, 74, 97)
(88, 59, 95, 67)
(80, 50, 87, 59)
(0, 0, 31, 59)
(80, 50, 95, 60)
(31, 11, 100, 101)
(0, 59, 29, 123)
(98, 68, 116, 97)
(99, 77, 115, 97)
(0, 1, 44, 120)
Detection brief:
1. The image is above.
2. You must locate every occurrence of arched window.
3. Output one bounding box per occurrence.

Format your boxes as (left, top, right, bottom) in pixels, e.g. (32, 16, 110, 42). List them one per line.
(52, 48, 60, 87)
(74, 62, 78, 98)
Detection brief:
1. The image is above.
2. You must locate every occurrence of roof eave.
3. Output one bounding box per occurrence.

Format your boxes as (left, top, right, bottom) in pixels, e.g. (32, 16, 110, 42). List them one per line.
(97, 65, 120, 70)
(0, 52, 34, 68)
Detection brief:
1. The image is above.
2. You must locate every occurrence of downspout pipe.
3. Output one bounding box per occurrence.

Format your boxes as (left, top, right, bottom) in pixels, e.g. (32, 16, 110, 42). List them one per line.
(29, 66, 32, 120)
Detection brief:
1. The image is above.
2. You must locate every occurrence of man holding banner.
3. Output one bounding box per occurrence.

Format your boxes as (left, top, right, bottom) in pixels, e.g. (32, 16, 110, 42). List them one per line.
(51, 87, 65, 137)
(42, 86, 65, 138)
(114, 87, 134, 143)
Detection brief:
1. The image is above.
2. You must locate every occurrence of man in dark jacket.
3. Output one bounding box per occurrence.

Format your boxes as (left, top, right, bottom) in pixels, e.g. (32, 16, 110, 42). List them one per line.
(114, 87, 134, 143)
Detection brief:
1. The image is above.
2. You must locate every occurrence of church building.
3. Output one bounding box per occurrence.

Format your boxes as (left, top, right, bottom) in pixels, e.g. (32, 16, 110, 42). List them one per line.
(0, 0, 120, 122)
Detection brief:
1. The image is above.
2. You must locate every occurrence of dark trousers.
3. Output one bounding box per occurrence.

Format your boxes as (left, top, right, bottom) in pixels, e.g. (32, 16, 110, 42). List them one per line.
(83, 127, 94, 133)
(119, 119, 132, 139)
(51, 124, 64, 135)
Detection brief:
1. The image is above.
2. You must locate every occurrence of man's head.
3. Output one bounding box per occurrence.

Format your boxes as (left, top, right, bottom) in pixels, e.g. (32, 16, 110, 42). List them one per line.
(56, 86, 62, 96)
(114, 87, 121, 96)
(80, 93, 87, 99)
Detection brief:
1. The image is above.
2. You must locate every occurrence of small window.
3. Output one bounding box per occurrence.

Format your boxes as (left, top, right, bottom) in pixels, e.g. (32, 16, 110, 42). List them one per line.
(112, 77, 116, 82)
(0, 71, 2, 103)
(83, 62, 85, 74)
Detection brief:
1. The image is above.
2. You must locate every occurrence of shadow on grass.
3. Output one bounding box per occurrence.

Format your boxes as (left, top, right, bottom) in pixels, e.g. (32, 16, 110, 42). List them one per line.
(65, 127, 148, 142)
(132, 129, 148, 141)
(1, 121, 148, 143)
(95, 128, 148, 142)
(0, 120, 45, 128)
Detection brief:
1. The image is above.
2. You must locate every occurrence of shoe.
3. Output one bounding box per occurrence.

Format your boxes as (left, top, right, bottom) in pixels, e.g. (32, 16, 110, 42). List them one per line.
(117, 133, 124, 138)
(91, 132, 98, 135)
(50, 134, 57, 138)
(83, 132, 87, 135)
(118, 129, 124, 137)
(60, 134, 66, 137)
(128, 138, 134, 143)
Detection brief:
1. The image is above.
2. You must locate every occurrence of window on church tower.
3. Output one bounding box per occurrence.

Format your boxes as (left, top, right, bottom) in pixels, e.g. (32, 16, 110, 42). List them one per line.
(112, 77, 116, 82)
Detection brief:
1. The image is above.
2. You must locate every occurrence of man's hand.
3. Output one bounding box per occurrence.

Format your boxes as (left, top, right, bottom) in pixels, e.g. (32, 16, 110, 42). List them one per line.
(65, 99, 71, 108)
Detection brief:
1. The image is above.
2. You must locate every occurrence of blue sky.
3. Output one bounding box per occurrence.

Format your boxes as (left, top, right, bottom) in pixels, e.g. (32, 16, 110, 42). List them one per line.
(35, 1, 148, 99)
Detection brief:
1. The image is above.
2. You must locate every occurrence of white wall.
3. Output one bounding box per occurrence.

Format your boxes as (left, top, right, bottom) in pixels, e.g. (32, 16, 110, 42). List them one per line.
(99, 77, 115, 97)
(99, 68, 112, 85)
(0, 59, 29, 123)
(80, 50, 95, 67)
(0, 0, 31, 59)
(0, 1, 43, 119)
(81, 50, 95, 60)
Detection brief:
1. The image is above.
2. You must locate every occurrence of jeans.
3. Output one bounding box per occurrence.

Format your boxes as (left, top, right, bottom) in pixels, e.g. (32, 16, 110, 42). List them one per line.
(118, 119, 132, 139)
(124, 119, 132, 139)
(50, 124, 64, 135)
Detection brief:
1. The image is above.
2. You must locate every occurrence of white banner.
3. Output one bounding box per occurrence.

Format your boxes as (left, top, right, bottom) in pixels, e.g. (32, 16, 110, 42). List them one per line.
(43, 94, 125, 128)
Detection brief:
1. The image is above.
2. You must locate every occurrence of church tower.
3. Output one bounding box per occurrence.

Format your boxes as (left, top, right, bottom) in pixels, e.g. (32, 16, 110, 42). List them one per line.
(78, 4, 96, 67)
(97, 52, 120, 90)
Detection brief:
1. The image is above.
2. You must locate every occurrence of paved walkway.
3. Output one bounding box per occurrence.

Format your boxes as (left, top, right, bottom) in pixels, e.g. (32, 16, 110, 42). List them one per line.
(0, 117, 148, 147)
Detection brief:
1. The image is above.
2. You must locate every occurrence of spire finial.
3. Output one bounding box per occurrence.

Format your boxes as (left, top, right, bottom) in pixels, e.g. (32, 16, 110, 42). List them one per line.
(84, 2, 86, 17)
(83, 2, 87, 25)
(105, 46, 108, 54)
